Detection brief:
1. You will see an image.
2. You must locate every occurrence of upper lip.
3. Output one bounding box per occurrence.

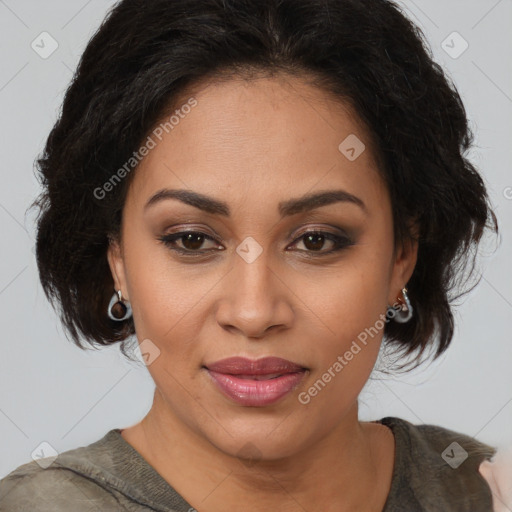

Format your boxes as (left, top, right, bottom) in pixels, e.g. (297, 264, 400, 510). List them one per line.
(205, 357, 306, 375)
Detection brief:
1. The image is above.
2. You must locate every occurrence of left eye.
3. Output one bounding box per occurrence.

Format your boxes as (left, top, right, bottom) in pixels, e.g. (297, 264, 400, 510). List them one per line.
(289, 231, 353, 253)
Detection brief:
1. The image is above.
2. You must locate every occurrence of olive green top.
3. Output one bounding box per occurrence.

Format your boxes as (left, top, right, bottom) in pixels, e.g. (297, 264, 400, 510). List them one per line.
(0, 416, 496, 511)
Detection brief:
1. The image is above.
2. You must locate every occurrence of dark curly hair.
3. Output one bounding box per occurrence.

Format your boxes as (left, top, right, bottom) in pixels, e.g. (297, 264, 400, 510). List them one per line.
(31, 0, 498, 369)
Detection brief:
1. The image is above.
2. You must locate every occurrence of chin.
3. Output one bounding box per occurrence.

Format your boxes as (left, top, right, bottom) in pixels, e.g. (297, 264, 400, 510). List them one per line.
(199, 414, 318, 464)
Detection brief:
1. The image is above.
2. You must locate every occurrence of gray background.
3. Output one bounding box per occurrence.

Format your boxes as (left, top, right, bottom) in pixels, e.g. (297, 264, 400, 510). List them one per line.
(1, 0, 511, 478)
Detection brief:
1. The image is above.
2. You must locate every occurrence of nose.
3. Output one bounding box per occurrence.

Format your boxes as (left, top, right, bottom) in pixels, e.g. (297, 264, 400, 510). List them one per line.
(214, 247, 295, 340)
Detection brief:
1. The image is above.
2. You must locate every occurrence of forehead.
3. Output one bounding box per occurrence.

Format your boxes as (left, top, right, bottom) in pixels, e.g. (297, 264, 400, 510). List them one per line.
(126, 73, 387, 216)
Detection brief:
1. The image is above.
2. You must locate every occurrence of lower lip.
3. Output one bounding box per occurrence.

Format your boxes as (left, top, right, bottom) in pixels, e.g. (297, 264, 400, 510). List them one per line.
(206, 369, 306, 406)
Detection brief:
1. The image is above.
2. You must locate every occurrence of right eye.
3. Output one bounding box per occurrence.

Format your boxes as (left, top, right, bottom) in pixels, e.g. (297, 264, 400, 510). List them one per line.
(158, 231, 224, 255)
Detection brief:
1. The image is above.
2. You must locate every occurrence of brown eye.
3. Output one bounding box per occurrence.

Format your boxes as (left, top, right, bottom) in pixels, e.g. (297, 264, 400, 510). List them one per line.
(290, 230, 353, 254)
(159, 231, 221, 254)
(303, 233, 328, 251)
(181, 232, 206, 250)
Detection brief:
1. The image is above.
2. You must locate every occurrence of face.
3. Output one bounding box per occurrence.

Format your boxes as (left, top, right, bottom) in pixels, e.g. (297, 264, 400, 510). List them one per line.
(108, 73, 417, 461)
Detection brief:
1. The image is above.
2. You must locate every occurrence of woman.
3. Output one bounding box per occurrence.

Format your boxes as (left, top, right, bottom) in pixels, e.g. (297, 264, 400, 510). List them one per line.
(0, 0, 503, 510)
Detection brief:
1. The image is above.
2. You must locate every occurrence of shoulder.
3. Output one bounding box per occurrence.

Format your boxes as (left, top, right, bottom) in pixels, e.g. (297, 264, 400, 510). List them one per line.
(394, 416, 496, 462)
(0, 431, 126, 511)
(380, 416, 497, 511)
(0, 462, 119, 511)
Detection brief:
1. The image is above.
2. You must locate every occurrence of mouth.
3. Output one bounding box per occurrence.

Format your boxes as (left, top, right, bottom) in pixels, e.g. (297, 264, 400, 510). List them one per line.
(205, 356, 306, 375)
(231, 373, 285, 380)
(203, 357, 308, 407)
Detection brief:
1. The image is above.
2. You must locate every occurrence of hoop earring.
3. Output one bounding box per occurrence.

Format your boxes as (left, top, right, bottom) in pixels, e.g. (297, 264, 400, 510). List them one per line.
(388, 287, 413, 323)
(108, 290, 132, 321)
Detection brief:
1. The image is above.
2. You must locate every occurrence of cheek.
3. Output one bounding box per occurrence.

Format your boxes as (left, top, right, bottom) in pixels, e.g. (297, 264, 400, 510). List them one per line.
(299, 293, 386, 420)
(121, 235, 212, 361)
(302, 243, 392, 400)
(311, 248, 392, 347)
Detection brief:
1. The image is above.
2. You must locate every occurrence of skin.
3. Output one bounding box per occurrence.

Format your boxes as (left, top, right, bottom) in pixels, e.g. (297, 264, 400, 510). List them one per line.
(108, 72, 418, 511)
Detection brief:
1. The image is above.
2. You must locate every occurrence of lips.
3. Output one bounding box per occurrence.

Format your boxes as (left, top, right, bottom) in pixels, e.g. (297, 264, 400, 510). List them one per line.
(235, 373, 283, 381)
(206, 356, 305, 375)
(204, 357, 307, 407)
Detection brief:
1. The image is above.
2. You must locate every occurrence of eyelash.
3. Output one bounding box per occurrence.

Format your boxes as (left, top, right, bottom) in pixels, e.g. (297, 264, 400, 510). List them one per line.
(158, 229, 354, 257)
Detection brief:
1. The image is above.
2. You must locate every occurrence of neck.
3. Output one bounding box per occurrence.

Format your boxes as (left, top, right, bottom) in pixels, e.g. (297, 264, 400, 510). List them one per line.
(123, 389, 392, 512)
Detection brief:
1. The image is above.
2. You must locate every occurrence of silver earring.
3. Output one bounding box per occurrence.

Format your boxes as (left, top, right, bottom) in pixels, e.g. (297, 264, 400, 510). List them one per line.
(388, 287, 413, 323)
(108, 290, 132, 321)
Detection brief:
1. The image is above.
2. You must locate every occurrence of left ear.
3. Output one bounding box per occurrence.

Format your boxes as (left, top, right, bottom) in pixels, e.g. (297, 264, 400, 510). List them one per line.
(388, 221, 419, 305)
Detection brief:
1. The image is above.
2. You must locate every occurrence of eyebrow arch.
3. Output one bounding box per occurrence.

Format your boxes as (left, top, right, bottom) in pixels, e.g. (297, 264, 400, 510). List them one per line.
(144, 188, 367, 217)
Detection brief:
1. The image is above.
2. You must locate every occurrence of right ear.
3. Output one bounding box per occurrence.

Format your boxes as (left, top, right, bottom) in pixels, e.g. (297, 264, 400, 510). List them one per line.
(107, 236, 130, 301)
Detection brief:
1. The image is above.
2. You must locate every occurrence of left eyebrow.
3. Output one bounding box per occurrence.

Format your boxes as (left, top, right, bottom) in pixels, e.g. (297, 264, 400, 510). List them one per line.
(278, 189, 367, 217)
(143, 188, 367, 217)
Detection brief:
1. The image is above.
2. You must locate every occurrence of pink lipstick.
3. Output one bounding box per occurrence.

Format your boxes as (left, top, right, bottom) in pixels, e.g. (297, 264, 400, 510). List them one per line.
(204, 356, 307, 406)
